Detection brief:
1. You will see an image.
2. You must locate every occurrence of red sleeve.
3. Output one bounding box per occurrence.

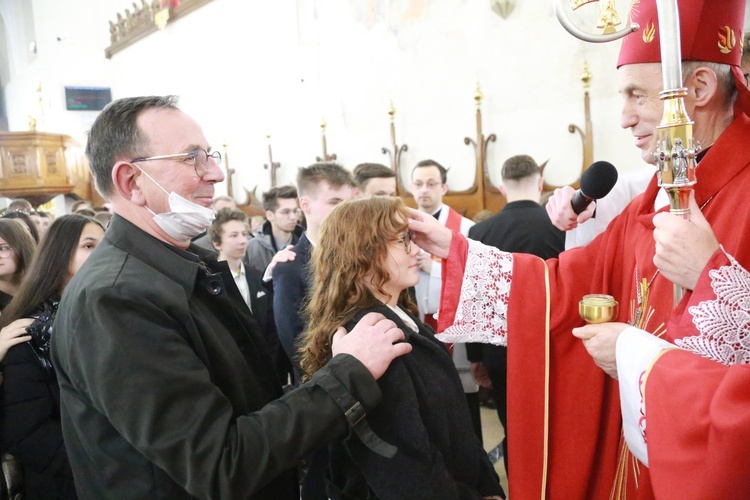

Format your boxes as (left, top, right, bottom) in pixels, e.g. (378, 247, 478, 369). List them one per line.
(646, 349, 750, 497)
(437, 232, 469, 333)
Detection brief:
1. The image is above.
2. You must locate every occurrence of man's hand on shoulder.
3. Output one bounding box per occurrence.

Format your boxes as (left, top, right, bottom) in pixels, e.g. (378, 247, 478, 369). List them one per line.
(331, 312, 412, 380)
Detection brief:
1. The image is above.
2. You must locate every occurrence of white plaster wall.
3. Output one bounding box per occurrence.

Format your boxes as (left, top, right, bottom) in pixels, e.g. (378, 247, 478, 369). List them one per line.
(1, 0, 650, 200)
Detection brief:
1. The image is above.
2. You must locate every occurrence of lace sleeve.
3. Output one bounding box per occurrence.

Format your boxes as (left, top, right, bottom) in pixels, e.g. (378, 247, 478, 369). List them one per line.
(435, 239, 512, 346)
(677, 248, 750, 366)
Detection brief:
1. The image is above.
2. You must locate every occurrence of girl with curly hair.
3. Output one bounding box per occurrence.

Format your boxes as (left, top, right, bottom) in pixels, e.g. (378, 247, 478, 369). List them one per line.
(298, 197, 503, 500)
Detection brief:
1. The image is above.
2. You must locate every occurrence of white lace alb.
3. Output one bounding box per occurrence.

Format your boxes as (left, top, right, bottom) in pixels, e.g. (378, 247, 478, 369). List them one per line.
(434, 239, 512, 346)
(677, 249, 750, 366)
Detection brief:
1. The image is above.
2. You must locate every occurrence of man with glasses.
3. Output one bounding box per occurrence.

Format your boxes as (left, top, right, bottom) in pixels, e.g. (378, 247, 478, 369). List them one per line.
(51, 95, 412, 499)
(245, 185, 303, 275)
(410, 159, 481, 440)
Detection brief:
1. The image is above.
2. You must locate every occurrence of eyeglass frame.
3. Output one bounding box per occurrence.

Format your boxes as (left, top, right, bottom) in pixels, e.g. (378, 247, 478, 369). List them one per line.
(131, 148, 222, 177)
(396, 230, 413, 253)
(411, 180, 443, 190)
(275, 207, 301, 217)
(0, 244, 14, 258)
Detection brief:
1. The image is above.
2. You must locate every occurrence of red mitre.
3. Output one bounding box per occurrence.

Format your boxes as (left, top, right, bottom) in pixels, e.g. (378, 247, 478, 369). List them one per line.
(617, 0, 745, 68)
(618, 0, 749, 115)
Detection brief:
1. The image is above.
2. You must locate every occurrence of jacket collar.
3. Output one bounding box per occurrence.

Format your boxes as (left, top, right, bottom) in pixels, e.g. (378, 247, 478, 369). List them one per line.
(105, 214, 209, 296)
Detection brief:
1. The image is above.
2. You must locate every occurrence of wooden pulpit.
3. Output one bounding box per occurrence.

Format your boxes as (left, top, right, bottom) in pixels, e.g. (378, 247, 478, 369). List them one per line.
(0, 131, 102, 207)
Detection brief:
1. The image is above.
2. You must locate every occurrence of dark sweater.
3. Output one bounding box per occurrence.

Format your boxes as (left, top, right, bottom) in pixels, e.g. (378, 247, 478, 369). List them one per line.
(326, 304, 503, 500)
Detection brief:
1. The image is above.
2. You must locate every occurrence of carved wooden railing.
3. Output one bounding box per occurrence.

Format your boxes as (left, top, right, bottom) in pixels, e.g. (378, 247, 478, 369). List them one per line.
(223, 142, 262, 216)
(316, 119, 337, 162)
(381, 102, 409, 196)
(463, 82, 502, 214)
(542, 62, 594, 192)
(394, 84, 505, 218)
(105, 0, 215, 59)
(263, 135, 280, 188)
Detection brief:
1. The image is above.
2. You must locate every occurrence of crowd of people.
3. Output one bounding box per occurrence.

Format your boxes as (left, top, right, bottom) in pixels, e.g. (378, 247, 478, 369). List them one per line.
(0, 0, 748, 498)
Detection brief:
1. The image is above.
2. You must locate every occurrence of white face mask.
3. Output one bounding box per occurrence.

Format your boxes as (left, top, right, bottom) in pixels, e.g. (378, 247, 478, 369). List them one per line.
(137, 166, 215, 242)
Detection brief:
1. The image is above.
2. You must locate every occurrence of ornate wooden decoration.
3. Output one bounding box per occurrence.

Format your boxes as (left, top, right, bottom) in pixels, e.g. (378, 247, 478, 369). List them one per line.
(105, 0, 215, 59)
(396, 85, 503, 220)
(380, 102, 409, 195)
(263, 135, 280, 188)
(315, 119, 337, 162)
(464, 82, 502, 213)
(223, 142, 262, 216)
(541, 62, 594, 192)
(0, 132, 100, 206)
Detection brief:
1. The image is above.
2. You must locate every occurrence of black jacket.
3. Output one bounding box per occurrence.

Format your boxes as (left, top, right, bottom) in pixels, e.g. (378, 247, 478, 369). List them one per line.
(0, 300, 76, 499)
(327, 304, 503, 499)
(51, 215, 383, 499)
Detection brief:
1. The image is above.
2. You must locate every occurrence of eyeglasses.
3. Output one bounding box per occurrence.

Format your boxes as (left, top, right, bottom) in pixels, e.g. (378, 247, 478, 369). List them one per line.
(396, 230, 413, 253)
(131, 149, 222, 177)
(0, 245, 14, 258)
(411, 180, 442, 190)
(276, 208, 301, 217)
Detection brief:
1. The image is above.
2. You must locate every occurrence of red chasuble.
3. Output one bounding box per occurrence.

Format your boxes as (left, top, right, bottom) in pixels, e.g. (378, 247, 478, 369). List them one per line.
(438, 114, 750, 499)
(645, 350, 750, 497)
(642, 248, 750, 496)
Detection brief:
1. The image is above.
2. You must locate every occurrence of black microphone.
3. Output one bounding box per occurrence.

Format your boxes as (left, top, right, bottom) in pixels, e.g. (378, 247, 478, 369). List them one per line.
(571, 161, 619, 215)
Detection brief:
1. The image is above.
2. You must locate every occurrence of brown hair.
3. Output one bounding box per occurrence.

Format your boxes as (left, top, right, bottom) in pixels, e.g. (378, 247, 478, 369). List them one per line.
(296, 162, 355, 198)
(0, 219, 36, 286)
(208, 208, 249, 246)
(353, 163, 396, 189)
(262, 185, 298, 212)
(86, 96, 179, 198)
(298, 197, 417, 379)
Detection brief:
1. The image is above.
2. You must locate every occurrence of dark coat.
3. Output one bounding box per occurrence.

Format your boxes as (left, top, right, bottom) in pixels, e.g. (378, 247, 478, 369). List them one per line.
(272, 233, 312, 381)
(51, 215, 383, 500)
(0, 301, 76, 499)
(0, 290, 12, 311)
(327, 304, 503, 500)
(468, 200, 565, 264)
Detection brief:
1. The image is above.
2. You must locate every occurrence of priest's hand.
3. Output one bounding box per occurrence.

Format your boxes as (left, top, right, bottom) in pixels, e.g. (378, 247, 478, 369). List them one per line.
(572, 322, 630, 379)
(332, 313, 412, 380)
(653, 191, 719, 290)
(407, 207, 452, 259)
(546, 185, 596, 231)
(470, 362, 492, 389)
(416, 251, 433, 273)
